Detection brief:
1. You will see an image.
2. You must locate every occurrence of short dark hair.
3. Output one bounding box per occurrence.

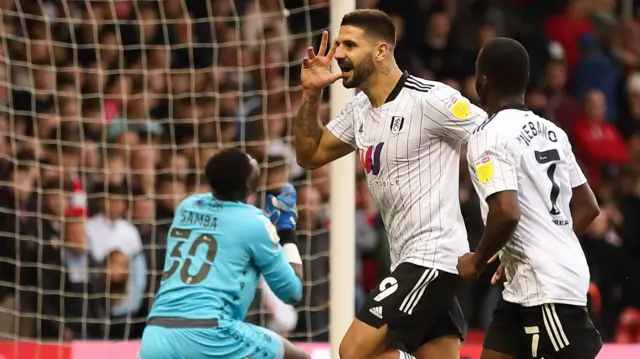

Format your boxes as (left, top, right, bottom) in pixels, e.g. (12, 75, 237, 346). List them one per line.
(478, 37, 530, 96)
(205, 148, 253, 197)
(341, 9, 396, 47)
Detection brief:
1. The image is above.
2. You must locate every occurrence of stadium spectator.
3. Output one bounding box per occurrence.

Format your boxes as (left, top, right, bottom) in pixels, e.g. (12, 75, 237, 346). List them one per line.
(129, 181, 165, 306)
(543, 59, 583, 129)
(571, 33, 620, 120)
(572, 90, 629, 188)
(155, 173, 187, 236)
(53, 208, 105, 340)
(294, 183, 329, 341)
(0, 150, 38, 338)
(619, 72, 640, 136)
(85, 181, 147, 338)
(544, 0, 595, 72)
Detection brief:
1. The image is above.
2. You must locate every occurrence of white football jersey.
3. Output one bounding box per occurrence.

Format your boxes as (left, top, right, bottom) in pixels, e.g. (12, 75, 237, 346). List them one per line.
(467, 106, 590, 307)
(326, 72, 486, 274)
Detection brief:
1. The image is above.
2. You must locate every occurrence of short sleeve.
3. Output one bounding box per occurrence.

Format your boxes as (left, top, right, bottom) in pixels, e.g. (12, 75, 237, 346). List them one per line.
(564, 137, 587, 188)
(468, 136, 519, 199)
(422, 86, 486, 142)
(325, 100, 357, 149)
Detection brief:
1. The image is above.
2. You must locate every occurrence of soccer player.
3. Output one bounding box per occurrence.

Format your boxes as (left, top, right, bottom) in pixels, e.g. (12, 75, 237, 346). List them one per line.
(293, 9, 486, 359)
(138, 148, 310, 359)
(456, 37, 603, 359)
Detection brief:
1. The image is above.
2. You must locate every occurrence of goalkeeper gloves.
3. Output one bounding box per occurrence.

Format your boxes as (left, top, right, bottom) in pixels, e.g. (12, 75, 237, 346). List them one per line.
(265, 183, 298, 232)
(265, 184, 301, 265)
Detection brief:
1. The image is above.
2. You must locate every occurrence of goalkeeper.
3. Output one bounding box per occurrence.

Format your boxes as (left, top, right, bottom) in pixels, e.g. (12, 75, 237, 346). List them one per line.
(139, 148, 309, 359)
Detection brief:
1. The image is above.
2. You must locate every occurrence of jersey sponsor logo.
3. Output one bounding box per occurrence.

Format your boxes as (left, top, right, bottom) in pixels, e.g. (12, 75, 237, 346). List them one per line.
(389, 116, 404, 135)
(474, 155, 494, 183)
(369, 306, 383, 319)
(445, 96, 471, 120)
(360, 142, 384, 176)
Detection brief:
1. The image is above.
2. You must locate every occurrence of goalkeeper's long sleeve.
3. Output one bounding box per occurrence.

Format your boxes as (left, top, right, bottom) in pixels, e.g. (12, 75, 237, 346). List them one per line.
(248, 215, 302, 305)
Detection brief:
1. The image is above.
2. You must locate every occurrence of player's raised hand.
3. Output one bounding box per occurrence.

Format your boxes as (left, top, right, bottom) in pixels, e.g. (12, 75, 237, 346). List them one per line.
(300, 31, 343, 95)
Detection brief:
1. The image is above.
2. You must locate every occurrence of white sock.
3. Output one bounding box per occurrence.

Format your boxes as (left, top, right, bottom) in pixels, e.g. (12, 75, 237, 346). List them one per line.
(397, 350, 416, 359)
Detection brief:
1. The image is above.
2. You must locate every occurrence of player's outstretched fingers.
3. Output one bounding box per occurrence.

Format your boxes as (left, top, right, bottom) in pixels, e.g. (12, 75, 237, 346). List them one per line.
(302, 57, 311, 67)
(281, 336, 311, 359)
(306, 46, 315, 60)
(487, 253, 498, 264)
(318, 31, 328, 57)
(326, 37, 337, 59)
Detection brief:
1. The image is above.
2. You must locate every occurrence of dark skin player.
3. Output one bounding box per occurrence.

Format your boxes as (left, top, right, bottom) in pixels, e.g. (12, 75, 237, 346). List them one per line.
(204, 149, 308, 359)
(456, 38, 600, 359)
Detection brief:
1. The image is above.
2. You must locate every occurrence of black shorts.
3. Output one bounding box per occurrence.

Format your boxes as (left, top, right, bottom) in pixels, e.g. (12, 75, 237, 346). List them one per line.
(356, 263, 466, 353)
(484, 299, 603, 359)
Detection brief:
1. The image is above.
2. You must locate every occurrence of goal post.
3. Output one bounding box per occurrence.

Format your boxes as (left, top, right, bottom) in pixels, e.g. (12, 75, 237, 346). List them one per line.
(329, 0, 356, 357)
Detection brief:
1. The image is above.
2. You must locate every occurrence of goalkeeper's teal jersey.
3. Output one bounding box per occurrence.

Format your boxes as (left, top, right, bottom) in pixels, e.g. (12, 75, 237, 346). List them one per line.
(149, 193, 301, 322)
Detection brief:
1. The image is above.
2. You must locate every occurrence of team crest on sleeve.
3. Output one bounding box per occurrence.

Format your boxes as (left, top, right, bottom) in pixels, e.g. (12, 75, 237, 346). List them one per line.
(474, 155, 494, 183)
(258, 214, 280, 245)
(445, 96, 470, 120)
(390, 116, 404, 135)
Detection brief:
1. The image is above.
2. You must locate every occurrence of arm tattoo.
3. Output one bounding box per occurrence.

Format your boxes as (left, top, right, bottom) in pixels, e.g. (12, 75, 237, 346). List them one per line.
(293, 93, 323, 163)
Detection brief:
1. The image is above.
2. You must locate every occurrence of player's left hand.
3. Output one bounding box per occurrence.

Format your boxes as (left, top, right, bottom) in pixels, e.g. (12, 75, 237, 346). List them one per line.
(457, 252, 483, 279)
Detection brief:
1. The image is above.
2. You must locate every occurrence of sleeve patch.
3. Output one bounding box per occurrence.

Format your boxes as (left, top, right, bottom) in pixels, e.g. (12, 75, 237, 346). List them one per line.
(446, 97, 471, 120)
(258, 214, 280, 245)
(265, 222, 280, 245)
(474, 156, 494, 183)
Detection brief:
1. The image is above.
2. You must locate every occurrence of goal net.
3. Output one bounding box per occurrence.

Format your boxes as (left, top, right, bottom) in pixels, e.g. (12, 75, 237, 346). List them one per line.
(0, 0, 332, 348)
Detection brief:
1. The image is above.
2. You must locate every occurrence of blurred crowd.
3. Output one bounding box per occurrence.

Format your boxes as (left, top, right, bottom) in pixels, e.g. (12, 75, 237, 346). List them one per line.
(0, 0, 639, 345)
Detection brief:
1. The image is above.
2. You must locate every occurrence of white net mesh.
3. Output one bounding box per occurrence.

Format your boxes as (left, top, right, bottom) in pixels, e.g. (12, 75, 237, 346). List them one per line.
(0, 0, 332, 345)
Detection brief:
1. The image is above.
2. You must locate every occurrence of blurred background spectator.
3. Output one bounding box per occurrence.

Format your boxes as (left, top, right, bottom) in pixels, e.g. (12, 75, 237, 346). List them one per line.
(0, 0, 638, 346)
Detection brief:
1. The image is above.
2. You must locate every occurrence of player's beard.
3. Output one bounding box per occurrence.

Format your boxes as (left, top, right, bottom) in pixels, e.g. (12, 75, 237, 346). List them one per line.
(342, 56, 375, 89)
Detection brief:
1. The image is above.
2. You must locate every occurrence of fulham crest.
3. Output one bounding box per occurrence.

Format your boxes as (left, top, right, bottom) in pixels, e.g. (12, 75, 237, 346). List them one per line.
(390, 116, 404, 135)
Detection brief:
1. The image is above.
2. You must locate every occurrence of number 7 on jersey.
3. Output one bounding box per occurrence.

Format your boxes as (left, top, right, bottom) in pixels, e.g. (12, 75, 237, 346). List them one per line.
(534, 149, 561, 216)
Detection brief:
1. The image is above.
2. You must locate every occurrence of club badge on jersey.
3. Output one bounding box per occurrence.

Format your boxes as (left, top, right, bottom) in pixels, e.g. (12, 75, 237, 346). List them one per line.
(445, 96, 471, 120)
(474, 155, 494, 183)
(390, 116, 405, 135)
